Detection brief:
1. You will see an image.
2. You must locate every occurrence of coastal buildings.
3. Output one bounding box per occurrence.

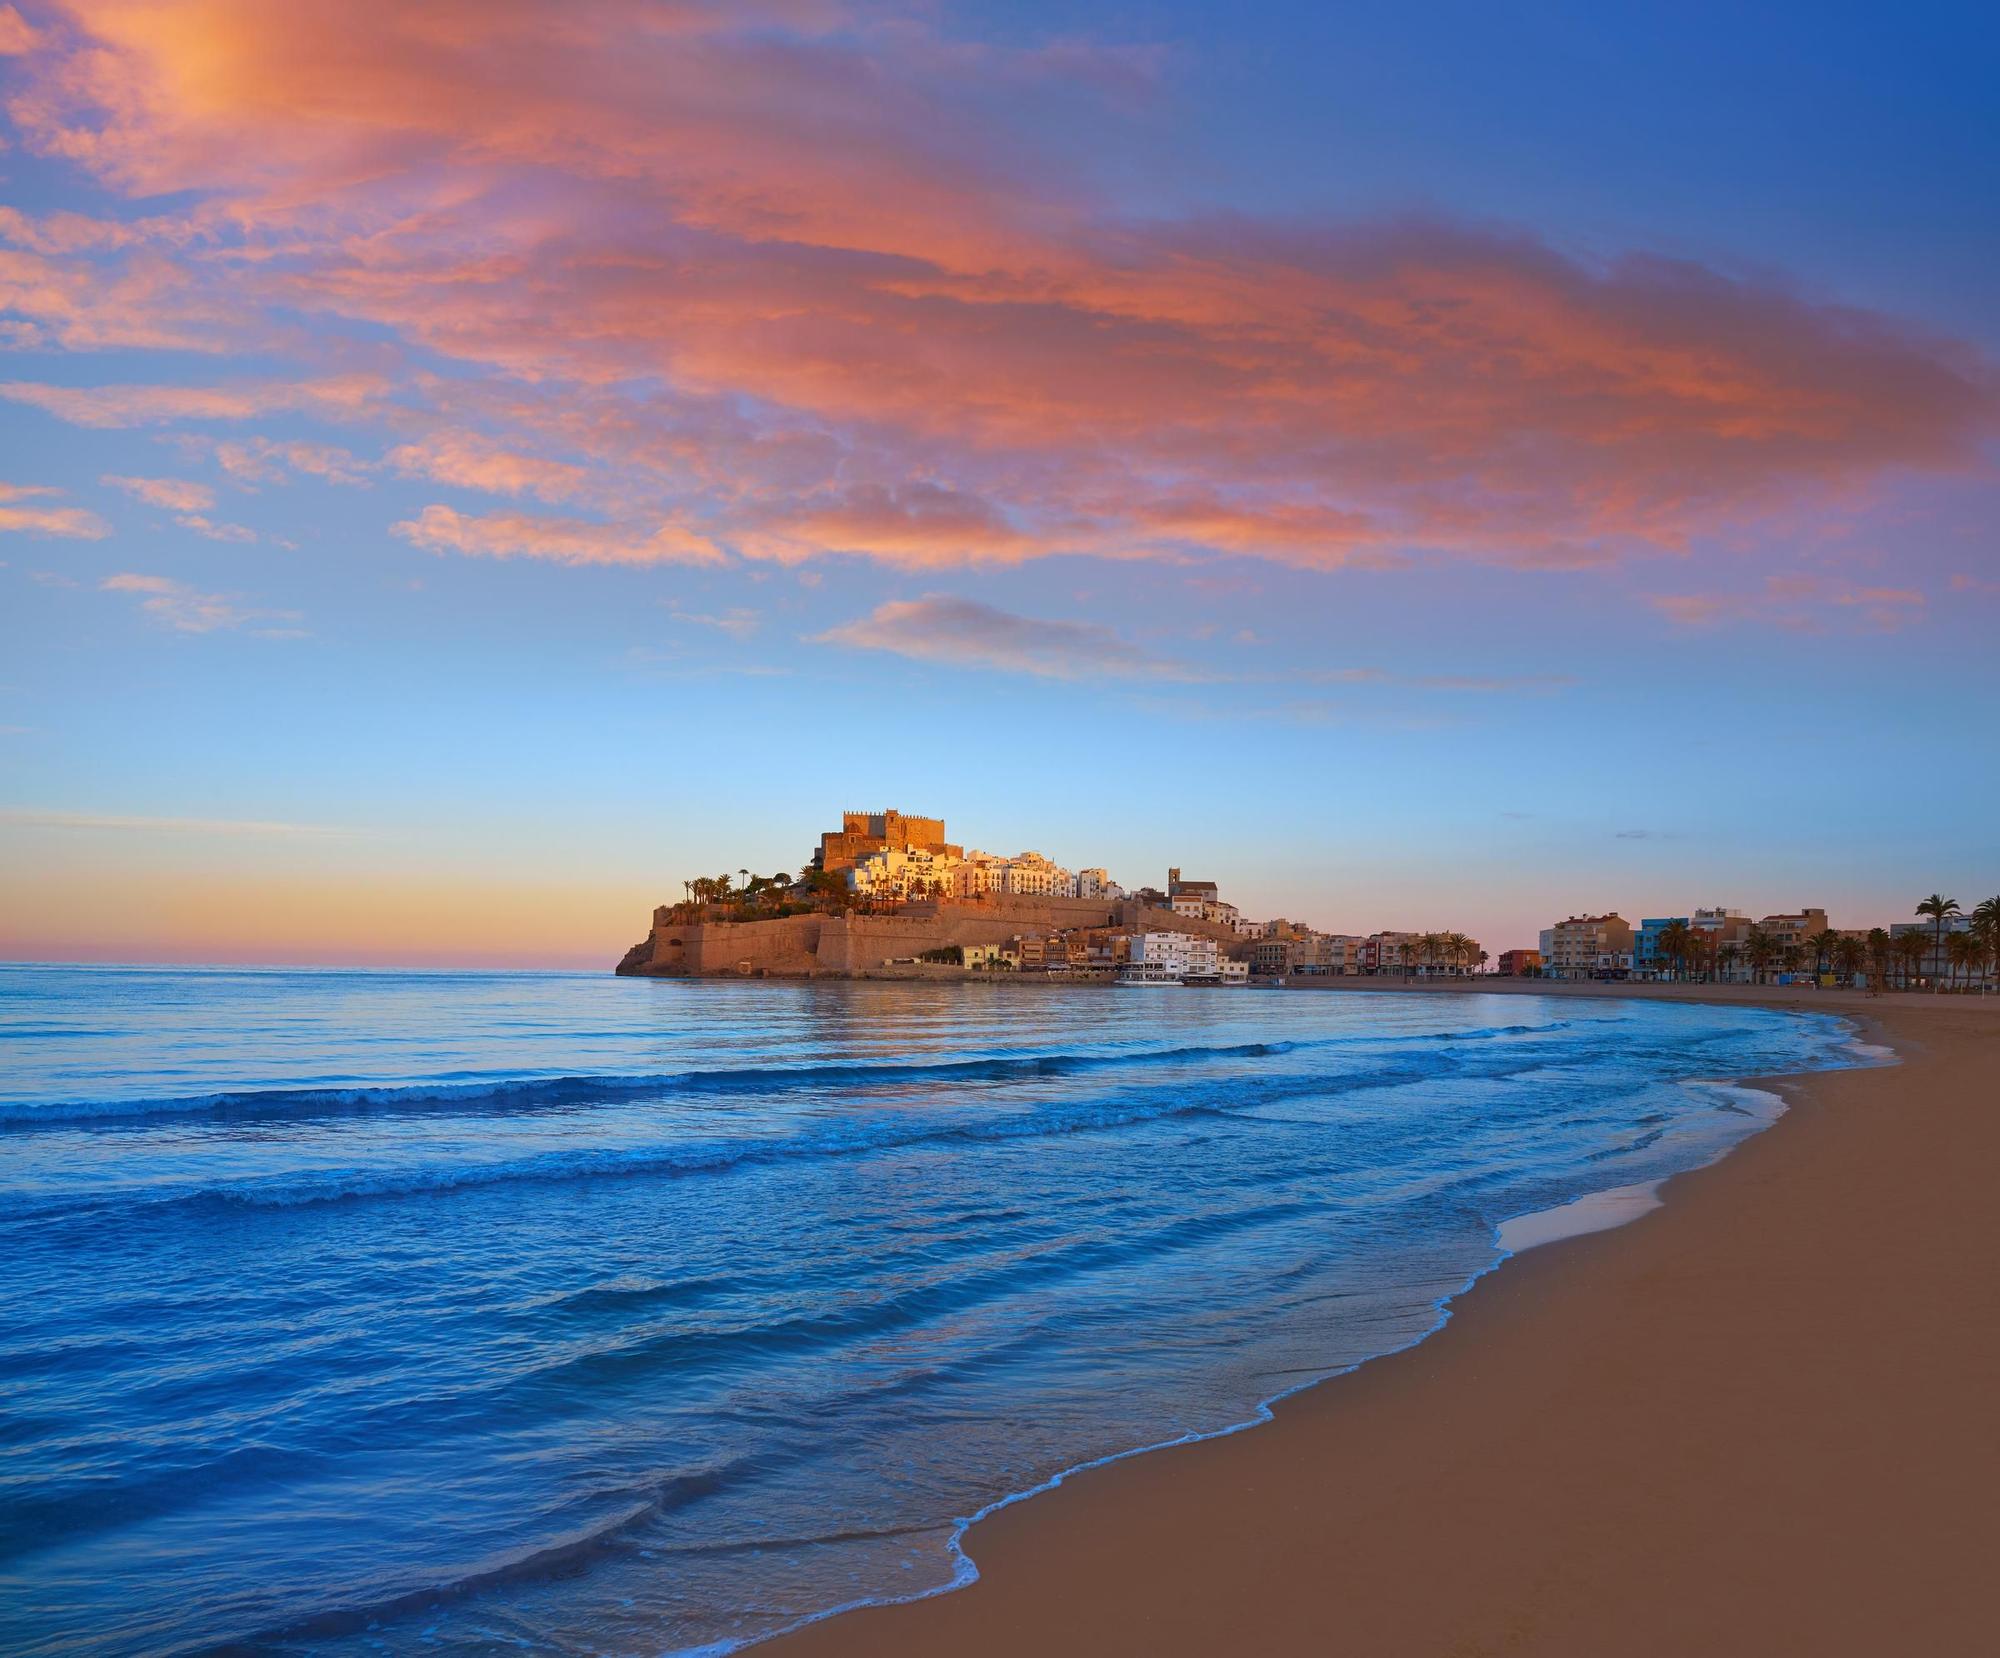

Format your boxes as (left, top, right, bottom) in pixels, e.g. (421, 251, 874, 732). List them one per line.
(954, 849, 1078, 899)
(1497, 947, 1543, 976)
(1890, 914, 1975, 983)
(1539, 914, 1636, 980)
(1360, 932, 1411, 974)
(1516, 904, 1845, 984)
(1248, 929, 1484, 977)
(1757, 909, 1831, 957)
(1691, 906, 1751, 949)
(1129, 930, 1222, 980)
(1166, 867, 1239, 927)
(1077, 868, 1124, 901)
(1634, 918, 1689, 980)
(846, 845, 960, 903)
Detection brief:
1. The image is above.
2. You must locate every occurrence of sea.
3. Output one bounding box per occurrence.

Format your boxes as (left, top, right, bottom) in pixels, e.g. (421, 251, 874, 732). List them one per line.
(0, 964, 1869, 1657)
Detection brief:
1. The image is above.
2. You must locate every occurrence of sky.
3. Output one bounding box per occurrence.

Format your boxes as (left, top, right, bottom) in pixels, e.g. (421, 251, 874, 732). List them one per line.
(1, 0, 1995, 968)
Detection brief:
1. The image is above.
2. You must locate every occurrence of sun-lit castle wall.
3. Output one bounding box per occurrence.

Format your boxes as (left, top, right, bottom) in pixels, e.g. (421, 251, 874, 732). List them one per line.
(814, 809, 962, 874)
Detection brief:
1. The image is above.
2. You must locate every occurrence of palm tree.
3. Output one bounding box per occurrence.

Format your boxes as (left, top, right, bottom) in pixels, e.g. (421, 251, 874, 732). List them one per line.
(1973, 897, 2000, 993)
(1946, 930, 1977, 992)
(1896, 929, 1928, 990)
(1807, 928, 1840, 981)
(1687, 928, 1714, 983)
(1866, 927, 1892, 991)
(1832, 934, 1865, 988)
(1743, 927, 1778, 985)
(1718, 942, 1740, 984)
(1915, 894, 1960, 992)
(1655, 919, 1693, 981)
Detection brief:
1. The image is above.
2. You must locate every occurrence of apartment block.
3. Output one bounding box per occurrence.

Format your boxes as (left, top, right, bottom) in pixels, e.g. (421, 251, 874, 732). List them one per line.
(1538, 914, 1636, 979)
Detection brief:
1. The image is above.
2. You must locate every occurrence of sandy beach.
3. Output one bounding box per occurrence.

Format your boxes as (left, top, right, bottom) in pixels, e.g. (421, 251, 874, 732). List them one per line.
(775, 985, 1999, 1657)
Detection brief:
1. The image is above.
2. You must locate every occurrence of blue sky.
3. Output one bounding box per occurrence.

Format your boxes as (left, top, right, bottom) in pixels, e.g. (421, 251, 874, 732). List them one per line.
(1, 0, 1994, 964)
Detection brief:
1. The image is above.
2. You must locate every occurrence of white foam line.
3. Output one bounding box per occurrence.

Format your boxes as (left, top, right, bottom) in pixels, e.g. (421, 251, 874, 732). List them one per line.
(1495, 1180, 1665, 1252)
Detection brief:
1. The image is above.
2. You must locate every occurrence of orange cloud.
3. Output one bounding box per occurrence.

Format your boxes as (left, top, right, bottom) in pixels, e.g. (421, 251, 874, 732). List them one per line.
(392, 504, 722, 567)
(1, 2, 1993, 584)
(389, 432, 590, 503)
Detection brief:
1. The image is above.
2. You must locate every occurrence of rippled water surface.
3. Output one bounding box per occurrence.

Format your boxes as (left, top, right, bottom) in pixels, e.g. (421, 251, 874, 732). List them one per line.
(0, 965, 1862, 1656)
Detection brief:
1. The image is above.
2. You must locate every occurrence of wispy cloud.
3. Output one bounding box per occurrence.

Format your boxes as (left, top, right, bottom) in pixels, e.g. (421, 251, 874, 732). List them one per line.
(1649, 575, 1927, 633)
(666, 604, 761, 639)
(0, 807, 354, 836)
(0, 482, 109, 540)
(101, 473, 257, 541)
(0, 376, 388, 429)
(101, 473, 213, 513)
(816, 596, 1209, 681)
(100, 573, 301, 634)
(190, 436, 373, 488)
(1299, 667, 1576, 694)
(392, 505, 723, 568)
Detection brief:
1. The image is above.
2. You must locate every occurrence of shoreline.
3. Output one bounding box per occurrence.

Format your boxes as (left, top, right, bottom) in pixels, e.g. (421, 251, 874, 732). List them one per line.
(768, 987, 1997, 1658)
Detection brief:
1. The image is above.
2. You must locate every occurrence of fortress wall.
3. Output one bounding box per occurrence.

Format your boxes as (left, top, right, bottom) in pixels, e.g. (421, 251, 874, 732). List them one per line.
(629, 898, 1243, 977)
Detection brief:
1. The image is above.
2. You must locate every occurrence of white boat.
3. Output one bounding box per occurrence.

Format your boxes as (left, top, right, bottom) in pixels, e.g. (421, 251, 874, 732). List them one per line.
(1114, 963, 1184, 986)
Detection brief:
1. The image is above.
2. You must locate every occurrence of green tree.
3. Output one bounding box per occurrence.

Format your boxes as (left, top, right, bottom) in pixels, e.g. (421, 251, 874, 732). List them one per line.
(1655, 919, 1693, 981)
(1896, 929, 1928, 990)
(1832, 934, 1865, 988)
(1743, 927, 1778, 985)
(1866, 928, 1892, 990)
(1945, 930, 1977, 992)
(1914, 894, 1960, 993)
(1972, 897, 2000, 992)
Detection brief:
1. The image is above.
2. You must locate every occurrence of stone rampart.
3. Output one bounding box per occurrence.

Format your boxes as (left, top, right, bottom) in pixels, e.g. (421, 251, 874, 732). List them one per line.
(617, 894, 1237, 977)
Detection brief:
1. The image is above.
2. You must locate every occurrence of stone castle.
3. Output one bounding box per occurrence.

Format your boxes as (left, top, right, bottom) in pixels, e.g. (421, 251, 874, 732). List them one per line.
(813, 810, 962, 874)
(617, 807, 1242, 979)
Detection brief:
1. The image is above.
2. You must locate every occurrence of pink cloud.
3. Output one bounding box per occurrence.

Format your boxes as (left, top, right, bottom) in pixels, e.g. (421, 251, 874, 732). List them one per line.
(0, 1, 1991, 591)
(100, 572, 299, 633)
(101, 473, 214, 512)
(1648, 575, 1929, 633)
(0, 375, 390, 427)
(99, 472, 257, 539)
(196, 436, 373, 487)
(0, 481, 109, 538)
(817, 595, 1207, 681)
(392, 504, 722, 567)
(389, 432, 590, 503)
(0, 4, 36, 55)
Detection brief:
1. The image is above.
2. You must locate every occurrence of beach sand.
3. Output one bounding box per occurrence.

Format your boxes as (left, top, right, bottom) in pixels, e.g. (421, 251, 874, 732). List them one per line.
(774, 987, 1999, 1657)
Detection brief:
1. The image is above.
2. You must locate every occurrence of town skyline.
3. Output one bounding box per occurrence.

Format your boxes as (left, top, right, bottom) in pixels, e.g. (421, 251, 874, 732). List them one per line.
(2, 2, 1995, 968)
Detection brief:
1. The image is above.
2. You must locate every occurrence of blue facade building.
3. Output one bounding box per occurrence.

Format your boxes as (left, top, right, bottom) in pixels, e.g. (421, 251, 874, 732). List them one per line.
(1635, 917, 1689, 979)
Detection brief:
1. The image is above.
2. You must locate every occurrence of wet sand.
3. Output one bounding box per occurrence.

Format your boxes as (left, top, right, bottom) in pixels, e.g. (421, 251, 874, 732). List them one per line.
(774, 988, 1999, 1657)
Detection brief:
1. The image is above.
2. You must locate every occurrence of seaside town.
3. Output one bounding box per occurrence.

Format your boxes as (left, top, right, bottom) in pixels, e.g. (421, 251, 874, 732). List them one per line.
(622, 808, 1999, 990)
